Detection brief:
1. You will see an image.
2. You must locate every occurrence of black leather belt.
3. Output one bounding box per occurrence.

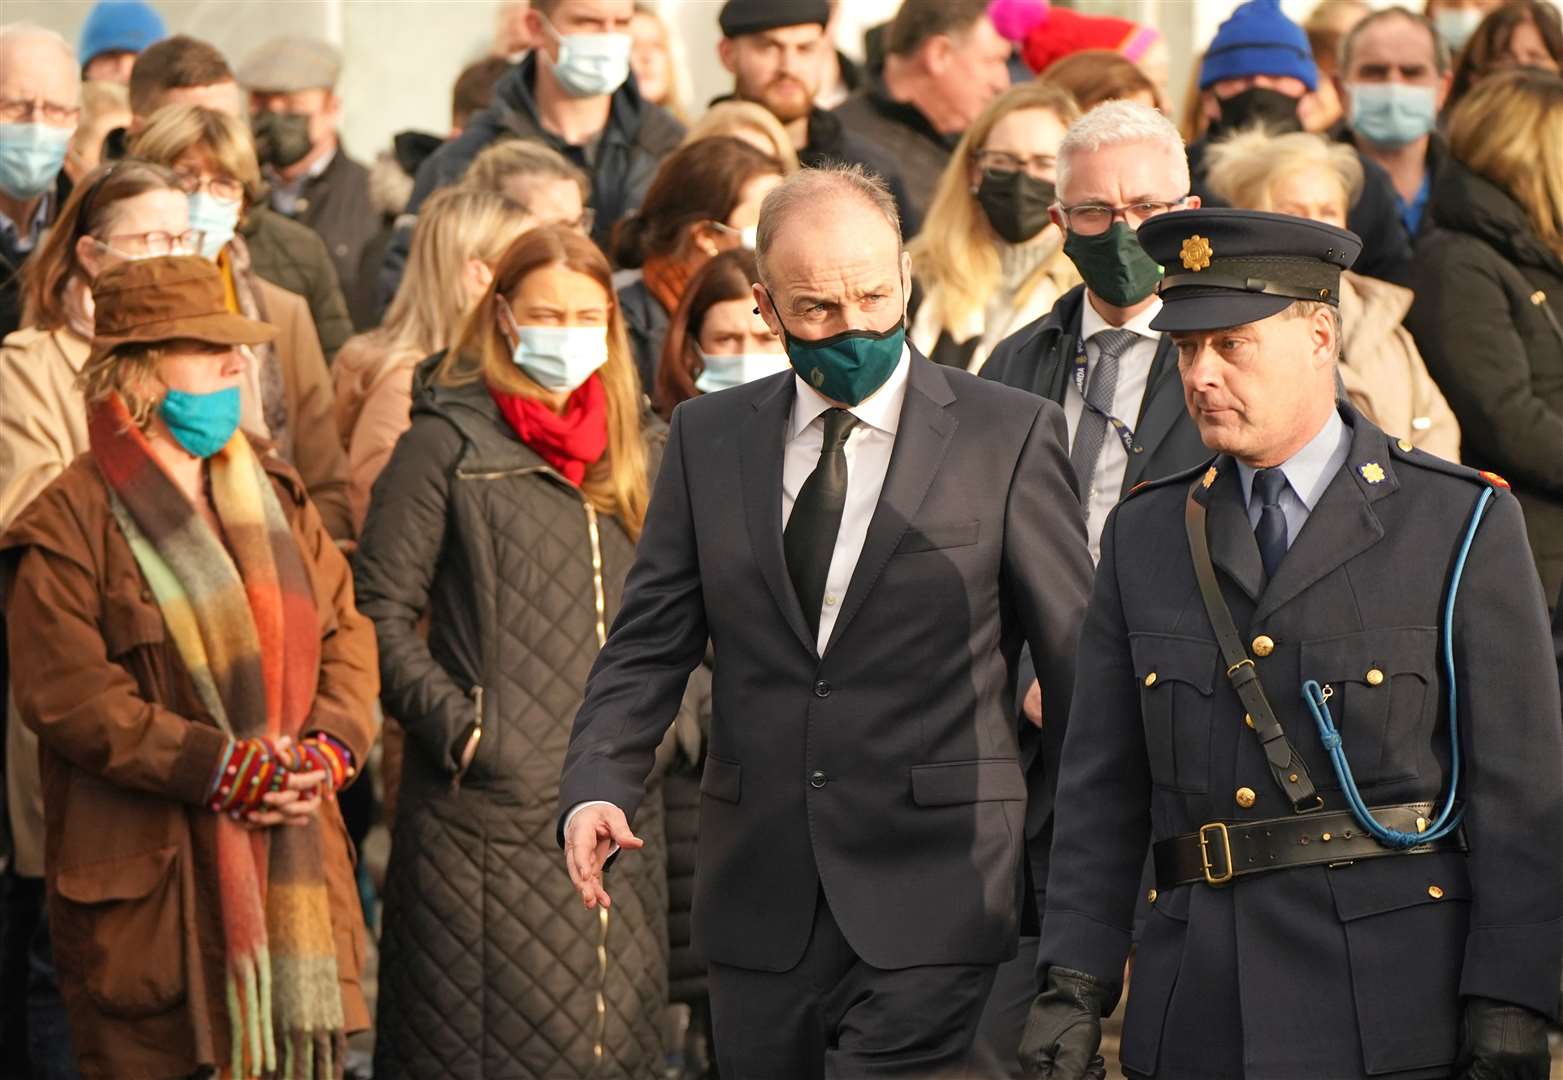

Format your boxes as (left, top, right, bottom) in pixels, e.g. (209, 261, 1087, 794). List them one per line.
(1153, 802, 1468, 889)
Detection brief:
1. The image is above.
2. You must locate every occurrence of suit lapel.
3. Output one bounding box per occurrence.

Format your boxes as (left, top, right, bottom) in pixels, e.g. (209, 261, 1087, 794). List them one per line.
(1120, 335, 1185, 495)
(824, 355, 957, 655)
(1202, 460, 1267, 604)
(739, 376, 818, 656)
(1253, 409, 1390, 623)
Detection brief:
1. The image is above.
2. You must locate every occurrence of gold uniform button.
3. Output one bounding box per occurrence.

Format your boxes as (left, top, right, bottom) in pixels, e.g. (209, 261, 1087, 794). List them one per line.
(1235, 787, 1257, 809)
(1397, 438, 1414, 452)
(1428, 885, 1444, 900)
(1144, 672, 1158, 687)
(1146, 889, 1158, 904)
(1365, 668, 1385, 686)
(1244, 713, 1255, 729)
(1252, 635, 1275, 657)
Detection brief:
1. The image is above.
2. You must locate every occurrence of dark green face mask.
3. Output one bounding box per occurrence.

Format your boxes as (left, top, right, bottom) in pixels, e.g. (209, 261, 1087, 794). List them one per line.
(1062, 220, 1164, 308)
(771, 299, 907, 406)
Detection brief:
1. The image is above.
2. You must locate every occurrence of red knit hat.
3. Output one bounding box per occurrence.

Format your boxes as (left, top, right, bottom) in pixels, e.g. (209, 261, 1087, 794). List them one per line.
(989, 0, 1160, 75)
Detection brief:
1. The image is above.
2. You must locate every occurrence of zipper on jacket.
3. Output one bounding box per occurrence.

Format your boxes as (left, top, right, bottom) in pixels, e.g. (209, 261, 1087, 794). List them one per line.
(594, 904, 610, 1068)
(584, 503, 608, 648)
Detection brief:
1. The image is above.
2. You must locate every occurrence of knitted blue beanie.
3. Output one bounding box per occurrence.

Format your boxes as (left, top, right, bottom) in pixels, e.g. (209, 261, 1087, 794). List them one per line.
(1199, 0, 1318, 91)
(77, 1, 166, 68)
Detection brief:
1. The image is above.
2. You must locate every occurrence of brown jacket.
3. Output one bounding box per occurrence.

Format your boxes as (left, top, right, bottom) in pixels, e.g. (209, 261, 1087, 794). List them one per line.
(1337, 271, 1461, 461)
(0, 447, 377, 1079)
(330, 332, 419, 534)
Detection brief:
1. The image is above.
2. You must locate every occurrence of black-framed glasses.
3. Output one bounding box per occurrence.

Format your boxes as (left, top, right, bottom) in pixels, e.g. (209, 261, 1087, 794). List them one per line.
(96, 229, 206, 257)
(1061, 198, 1189, 236)
(172, 169, 245, 202)
(974, 148, 1056, 180)
(0, 97, 80, 127)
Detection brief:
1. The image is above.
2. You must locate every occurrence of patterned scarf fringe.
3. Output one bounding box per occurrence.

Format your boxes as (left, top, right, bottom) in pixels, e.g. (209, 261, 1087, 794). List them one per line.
(225, 947, 276, 1078)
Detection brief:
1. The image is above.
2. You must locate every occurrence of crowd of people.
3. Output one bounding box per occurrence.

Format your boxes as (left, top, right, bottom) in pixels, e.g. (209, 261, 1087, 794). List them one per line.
(0, 0, 1561, 1077)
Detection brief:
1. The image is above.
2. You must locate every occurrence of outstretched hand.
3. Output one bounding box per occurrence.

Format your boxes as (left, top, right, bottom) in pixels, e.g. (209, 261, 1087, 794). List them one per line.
(564, 803, 644, 910)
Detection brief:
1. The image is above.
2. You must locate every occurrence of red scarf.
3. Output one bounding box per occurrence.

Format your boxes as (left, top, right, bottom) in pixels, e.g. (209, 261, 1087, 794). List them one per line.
(489, 374, 610, 486)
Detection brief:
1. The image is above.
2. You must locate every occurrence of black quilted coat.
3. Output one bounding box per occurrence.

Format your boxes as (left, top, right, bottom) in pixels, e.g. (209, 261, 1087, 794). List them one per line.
(355, 372, 668, 1078)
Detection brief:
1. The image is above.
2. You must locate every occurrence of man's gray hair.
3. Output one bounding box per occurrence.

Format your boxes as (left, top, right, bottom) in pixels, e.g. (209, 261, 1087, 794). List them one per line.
(1340, 6, 1451, 77)
(0, 23, 76, 63)
(755, 163, 902, 285)
(1056, 100, 1190, 201)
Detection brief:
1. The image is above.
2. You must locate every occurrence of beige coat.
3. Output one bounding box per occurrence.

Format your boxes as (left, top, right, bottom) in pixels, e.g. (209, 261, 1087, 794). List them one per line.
(1338, 271, 1461, 461)
(910, 252, 1080, 374)
(1, 279, 353, 878)
(331, 332, 420, 534)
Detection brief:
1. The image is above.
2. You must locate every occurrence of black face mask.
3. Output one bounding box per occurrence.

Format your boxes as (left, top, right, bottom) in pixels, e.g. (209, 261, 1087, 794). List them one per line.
(1210, 86, 1302, 136)
(976, 169, 1056, 245)
(252, 111, 314, 169)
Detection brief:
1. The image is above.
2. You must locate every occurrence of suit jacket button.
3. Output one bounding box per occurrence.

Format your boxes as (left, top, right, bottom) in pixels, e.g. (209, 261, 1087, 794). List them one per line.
(809, 770, 827, 788)
(814, 680, 831, 698)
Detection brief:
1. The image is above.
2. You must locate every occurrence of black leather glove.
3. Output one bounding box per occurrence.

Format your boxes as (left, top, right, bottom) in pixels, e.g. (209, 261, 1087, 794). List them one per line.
(1453, 997, 1551, 1080)
(1019, 966, 1111, 1080)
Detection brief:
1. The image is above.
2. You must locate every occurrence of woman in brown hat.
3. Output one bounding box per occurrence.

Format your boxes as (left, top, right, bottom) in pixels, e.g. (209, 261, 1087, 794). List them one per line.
(2, 254, 377, 1080)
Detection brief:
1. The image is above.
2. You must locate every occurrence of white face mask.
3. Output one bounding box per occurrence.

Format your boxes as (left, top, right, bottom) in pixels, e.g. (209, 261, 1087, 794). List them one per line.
(543, 17, 633, 98)
(1432, 7, 1485, 53)
(695, 349, 792, 393)
(186, 191, 241, 261)
(500, 305, 610, 392)
(711, 221, 758, 250)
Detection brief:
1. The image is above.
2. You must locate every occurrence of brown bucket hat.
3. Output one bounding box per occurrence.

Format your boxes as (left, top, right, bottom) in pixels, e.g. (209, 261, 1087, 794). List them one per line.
(88, 254, 276, 366)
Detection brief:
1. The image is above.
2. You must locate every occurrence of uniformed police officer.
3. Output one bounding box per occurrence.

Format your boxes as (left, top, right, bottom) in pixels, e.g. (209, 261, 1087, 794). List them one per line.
(1021, 208, 1563, 1079)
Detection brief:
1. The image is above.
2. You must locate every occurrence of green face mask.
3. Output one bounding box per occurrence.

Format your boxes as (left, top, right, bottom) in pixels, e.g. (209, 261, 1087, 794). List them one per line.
(770, 298, 907, 406)
(1062, 220, 1164, 308)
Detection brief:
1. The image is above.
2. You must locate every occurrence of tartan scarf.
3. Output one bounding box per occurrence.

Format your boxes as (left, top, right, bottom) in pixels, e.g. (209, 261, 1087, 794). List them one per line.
(89, 394, 344, 1080)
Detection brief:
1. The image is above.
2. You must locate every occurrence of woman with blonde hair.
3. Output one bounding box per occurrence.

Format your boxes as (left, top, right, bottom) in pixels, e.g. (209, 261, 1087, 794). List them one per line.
(681, 99, 802, 173)
(1202, 128, 1459, 460)
(129, 104, 353, 539)
(909, 82, 1080, 372)
(333, 187, 536, 531)
(355, 225, 670, 1078)
(1407, 68, 1563, 603)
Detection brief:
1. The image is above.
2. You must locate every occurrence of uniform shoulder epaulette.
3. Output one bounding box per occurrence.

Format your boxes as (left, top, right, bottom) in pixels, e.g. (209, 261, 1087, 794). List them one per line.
(1386, 437, 1509, 490)
(1123, 456, 1218, 501)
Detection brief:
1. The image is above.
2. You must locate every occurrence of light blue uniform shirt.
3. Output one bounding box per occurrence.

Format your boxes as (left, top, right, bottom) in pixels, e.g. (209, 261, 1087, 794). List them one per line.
(1236, 410, 1351, 549)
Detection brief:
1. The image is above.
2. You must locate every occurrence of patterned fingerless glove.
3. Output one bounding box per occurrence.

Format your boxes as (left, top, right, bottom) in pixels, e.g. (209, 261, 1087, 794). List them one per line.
(297, 733, 356, 797)
(206, 737, 287, 816)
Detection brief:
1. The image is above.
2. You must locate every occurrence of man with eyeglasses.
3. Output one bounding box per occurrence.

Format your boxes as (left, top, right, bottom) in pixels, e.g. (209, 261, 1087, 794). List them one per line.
(0, 25, 81, 340)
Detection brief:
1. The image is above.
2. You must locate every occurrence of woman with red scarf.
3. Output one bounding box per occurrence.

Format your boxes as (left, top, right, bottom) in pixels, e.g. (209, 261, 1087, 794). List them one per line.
(353, 225, 672, 1078)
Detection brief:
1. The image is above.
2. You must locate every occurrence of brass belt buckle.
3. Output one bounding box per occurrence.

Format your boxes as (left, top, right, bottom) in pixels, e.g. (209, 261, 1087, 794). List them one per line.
(1199, 821, 1234, 886)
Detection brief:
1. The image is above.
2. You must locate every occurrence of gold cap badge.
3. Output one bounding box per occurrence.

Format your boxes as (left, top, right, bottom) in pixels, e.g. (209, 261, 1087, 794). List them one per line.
(1181, 235, 1213, 272)
(1359, 462, 1385, 484)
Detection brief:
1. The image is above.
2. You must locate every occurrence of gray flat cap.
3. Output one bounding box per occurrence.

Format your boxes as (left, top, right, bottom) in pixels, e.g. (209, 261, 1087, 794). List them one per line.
(238, 36, 342, 92)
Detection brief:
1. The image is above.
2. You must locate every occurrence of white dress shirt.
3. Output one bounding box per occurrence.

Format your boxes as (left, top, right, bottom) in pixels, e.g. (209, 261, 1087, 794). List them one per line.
(564, 346, 911, 837)
(1237, 409, 1351, 548)
(784, 345, 910, 653)
(1064, 296, 1163, 563)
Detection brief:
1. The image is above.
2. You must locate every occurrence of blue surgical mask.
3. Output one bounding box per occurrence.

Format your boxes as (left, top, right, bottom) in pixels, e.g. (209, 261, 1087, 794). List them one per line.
(186, 192, 241, 261)
(159, 386, 241, 458)
(0, 122, 71, 199)
(544, 20, 632, 98)
(695, 350, 791, 393)
(499, 306, 610, 392)
(1349, 82, 1439, 147)
(1433, 8, 1484, 53)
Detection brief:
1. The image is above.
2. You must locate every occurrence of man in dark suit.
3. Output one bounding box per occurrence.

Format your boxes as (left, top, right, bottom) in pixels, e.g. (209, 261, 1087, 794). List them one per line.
(1022, 208, 1563, 1079)
(558, 163, 1094, 1077)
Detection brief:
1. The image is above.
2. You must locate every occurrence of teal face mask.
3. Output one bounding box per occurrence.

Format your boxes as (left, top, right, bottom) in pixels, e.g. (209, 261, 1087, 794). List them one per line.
(158, 386, 241, 458)
(772, 310, 906, 406)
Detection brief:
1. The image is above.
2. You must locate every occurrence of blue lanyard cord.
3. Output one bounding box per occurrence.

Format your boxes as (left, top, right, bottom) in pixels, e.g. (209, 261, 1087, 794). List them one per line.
(1072, 342, 1142, 457)
(1300, 484, 1493, 848)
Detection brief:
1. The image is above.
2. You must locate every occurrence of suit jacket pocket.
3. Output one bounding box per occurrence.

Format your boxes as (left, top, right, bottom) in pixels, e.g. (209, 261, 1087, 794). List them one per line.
(54, 845, 185, 1018)
(1129, 633, 1218, 794)
(1328, 853, 1470, 1074)
(910, 759, 1026, 806)
(894, 520, 979, 555)
(1300, 626, 1436, 786)
(700, 754, 741, 803)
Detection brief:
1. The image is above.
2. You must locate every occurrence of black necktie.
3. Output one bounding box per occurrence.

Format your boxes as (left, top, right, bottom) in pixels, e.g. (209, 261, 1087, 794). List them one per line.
(785, 408, 859, 640)
(1252, 467, 1289, 580)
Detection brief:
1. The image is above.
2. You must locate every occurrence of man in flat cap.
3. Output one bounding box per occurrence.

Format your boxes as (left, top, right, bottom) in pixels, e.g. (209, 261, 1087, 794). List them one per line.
(239, 35, 378, 327)
(1021, 207, 1562, 1079)
(717, 0, 919, 232)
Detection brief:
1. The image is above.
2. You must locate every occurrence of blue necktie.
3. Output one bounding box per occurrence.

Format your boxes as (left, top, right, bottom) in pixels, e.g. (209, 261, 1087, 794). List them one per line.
(1252, 468, 1289, 581)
